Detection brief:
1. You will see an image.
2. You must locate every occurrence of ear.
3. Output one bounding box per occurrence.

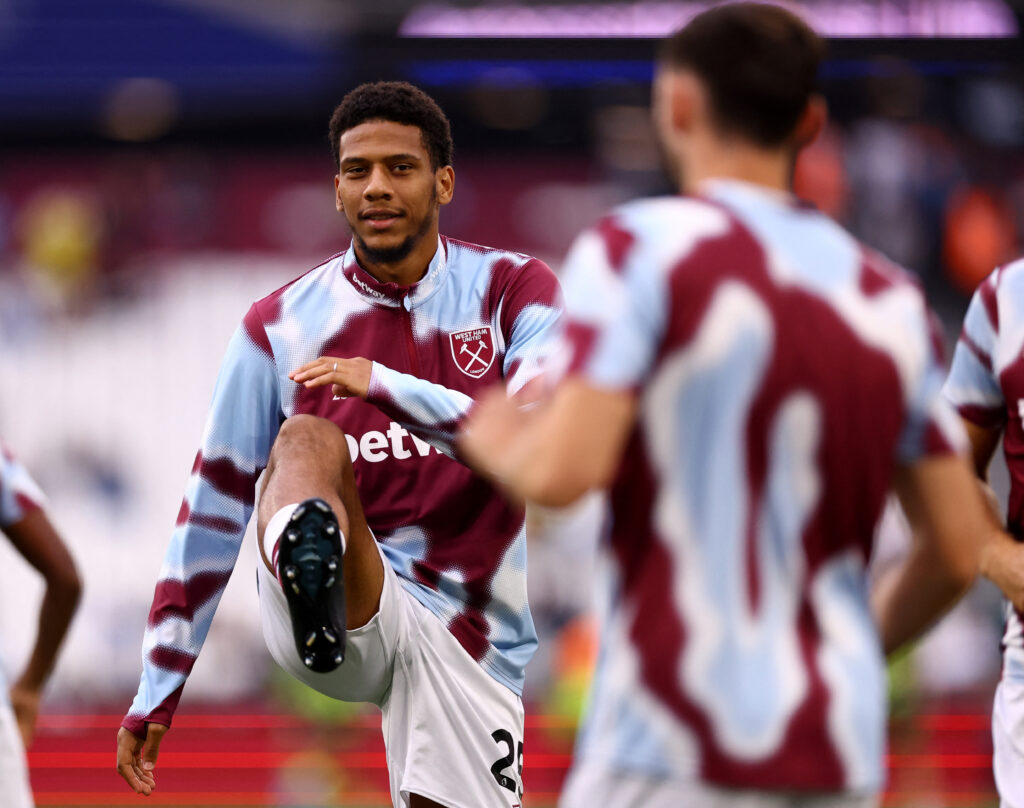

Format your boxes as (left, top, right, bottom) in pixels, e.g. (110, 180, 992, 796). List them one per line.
(436, 165, 455, 207)
(334, 175, 343, 212)
(670, 75, 697, 135)
(793, 94, 828, 150)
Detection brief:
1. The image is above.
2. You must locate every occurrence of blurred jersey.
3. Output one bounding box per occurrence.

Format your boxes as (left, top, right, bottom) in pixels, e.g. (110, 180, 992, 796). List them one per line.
(559, 180, 963, 793)
(944, 258, 1024, 672)
(123, 237, 561, 735)
(0, 445, 43, 531)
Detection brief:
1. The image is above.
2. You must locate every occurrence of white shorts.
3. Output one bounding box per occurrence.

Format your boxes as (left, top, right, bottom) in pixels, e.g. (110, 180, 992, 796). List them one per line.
(258, 547, 525, 808)
(559, 767, 877, 808)
(0, 695, 33, 808)
(994, 675, 1024, 808)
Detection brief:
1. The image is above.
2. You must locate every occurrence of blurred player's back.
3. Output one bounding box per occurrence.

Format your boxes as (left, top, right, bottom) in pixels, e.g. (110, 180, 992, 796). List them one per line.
(563, 178, 955, 794)
(460, 6, 985, 805)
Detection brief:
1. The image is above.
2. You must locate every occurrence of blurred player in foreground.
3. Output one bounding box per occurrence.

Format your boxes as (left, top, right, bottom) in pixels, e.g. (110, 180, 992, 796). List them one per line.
(944, 257, 1024, 807)
(115, 81, 561, 807)
(460, 5, 1000, 806)
(0, 444, 81, 808)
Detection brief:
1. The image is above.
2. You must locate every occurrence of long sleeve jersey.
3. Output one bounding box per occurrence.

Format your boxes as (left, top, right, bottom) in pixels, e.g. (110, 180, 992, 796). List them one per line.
(123, 236, 562, 735)
(944, 257, 1024, 675)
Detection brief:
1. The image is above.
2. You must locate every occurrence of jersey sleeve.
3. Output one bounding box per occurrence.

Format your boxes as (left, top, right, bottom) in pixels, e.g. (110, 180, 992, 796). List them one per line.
(365, 363, 474, 457)
(122, 304, 282, 737)
(942, 269, 1005, 429)
(558, 216, 665, 390)
(896, 305, 968, 463)
(0, 446, 45, 529)
(498, 258, 563, 400)
(365, 258, 563, 457)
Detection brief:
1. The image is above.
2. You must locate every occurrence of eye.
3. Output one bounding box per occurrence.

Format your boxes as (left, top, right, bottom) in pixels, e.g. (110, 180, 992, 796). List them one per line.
(344, 166, 367, 177)
(393, 163, 413, 173)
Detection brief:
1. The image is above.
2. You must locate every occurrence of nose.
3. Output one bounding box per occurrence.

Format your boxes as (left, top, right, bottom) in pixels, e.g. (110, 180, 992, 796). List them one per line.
(364, 164, 393, 200)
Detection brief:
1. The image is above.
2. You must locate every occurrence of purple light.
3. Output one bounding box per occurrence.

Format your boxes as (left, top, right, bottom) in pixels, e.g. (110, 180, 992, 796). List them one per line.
(400, 0, 1018, 38)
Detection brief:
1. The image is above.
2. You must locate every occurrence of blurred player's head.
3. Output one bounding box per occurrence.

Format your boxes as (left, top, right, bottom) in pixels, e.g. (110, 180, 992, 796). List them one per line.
(654, 3, 826, 192)
(329, 82, 455, 268)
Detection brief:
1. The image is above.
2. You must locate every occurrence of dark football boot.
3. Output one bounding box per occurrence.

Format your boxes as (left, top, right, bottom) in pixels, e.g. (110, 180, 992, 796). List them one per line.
(276, 498, 346, 672)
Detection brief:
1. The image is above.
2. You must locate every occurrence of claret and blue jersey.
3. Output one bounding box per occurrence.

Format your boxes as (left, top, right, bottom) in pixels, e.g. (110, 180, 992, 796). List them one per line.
(558, 180, 964, 794)
(945, 257, 1024, 671)
(123, 236, 562, 735)
(0, 444, 43, 530)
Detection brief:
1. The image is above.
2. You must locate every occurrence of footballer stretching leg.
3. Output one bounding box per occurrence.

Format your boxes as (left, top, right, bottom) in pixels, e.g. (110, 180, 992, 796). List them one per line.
(255, 416, 524, 808)
(257, 414, 380, 669)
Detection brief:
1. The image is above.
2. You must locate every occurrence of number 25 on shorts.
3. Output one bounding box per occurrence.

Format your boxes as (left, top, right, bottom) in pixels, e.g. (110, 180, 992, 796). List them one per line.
(490, 728, 524, 803)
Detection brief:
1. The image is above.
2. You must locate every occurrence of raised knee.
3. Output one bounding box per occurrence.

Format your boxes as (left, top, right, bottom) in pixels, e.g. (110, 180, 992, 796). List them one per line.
(272, 415, 350, 462)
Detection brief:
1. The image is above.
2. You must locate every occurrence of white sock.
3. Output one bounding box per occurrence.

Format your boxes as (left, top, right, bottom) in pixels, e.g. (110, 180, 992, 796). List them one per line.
(263, 503, 302, 570)
(262, 501, 348, 569)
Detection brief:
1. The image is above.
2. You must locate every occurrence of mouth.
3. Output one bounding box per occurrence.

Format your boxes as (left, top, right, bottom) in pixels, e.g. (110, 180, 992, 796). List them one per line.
(360, 209, 404, 231)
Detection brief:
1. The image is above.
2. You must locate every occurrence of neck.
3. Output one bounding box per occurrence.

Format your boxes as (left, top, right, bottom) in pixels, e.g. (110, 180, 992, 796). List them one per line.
(354, 227, 440, 287)
(679, 138, 792, 196)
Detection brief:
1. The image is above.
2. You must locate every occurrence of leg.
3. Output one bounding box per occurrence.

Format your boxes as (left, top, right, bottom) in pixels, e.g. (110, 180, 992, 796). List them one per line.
(258, 414, 384, 631)
(409, 796, 448, 808)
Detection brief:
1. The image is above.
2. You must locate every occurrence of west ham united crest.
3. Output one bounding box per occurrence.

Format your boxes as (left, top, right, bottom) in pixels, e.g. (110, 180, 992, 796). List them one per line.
(450, 326, 496, 378)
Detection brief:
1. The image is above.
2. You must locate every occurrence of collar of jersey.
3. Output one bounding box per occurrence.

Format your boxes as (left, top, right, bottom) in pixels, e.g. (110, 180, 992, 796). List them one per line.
(700, 178, 814, 212)
(341, 236, 449, 309)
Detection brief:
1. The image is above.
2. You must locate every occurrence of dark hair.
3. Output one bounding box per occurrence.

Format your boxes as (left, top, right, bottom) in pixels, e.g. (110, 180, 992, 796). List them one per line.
(328, 81, 454, 172)
(658, 3, 825, 148)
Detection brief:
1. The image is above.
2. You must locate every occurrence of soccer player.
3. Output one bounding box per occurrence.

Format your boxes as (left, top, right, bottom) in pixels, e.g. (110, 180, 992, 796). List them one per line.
(459, 5, 997, 806)
(115, 82, 561, 807)
(944, 258, 1024, 807)
(0, 444, 82, 808)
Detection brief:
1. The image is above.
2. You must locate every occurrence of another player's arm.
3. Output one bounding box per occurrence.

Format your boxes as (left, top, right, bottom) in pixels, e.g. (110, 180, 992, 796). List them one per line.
(3, 507, 81, 749)
(462, 223, 651, 503)
(461, 380, 634, 506)
(940, 267, 1024, 611)
(958, 418, 1024, 612)
(873, 455, 993, 655)
(873, 276, 1005, 655)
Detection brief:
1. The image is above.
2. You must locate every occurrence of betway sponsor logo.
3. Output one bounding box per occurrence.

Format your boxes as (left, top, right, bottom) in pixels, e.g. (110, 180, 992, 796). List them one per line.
(345, 422, 442, 463)
(350, 274, 388, 301)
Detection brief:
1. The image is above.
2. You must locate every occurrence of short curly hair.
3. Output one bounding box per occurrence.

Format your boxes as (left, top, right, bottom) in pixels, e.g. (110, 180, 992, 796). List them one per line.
(328, 81, 454, 172)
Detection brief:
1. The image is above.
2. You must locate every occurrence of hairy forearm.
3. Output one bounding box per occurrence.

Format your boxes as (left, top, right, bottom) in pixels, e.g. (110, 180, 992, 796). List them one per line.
(495, 430, 591, 508)
(980, 529, 1024, 606)
(872, 542, 974, 656)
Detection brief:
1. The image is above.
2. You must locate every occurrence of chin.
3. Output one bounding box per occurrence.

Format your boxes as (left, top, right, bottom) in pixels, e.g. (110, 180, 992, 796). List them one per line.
(356, 231, 418, 265)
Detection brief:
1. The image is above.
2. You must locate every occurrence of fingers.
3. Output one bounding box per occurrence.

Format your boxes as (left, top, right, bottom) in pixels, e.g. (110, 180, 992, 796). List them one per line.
(116, 726, 154, 795)
(142, 722, 168, 774)
(116, 724, 166, 795)
(289, 357, 341, 384)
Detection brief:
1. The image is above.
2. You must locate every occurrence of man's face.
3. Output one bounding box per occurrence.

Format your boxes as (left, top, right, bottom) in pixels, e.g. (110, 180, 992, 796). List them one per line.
(334, 119, 453, 265)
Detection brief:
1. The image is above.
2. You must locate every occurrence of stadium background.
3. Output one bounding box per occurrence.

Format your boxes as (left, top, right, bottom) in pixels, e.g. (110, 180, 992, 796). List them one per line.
(1, 0, 1023, 804)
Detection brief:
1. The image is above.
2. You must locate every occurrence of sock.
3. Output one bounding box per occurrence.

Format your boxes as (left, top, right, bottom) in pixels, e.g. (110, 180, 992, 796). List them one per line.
(263, 500, 349, 579)
(263, 503, 302, 581)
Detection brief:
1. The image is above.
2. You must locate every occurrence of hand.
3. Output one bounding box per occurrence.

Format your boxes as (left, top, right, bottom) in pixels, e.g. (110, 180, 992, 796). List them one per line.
(459, 386, 527, 479)
(290, 357, 373, 400)
(116, 723, 167, 796)
(9, 679, 41, 750)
